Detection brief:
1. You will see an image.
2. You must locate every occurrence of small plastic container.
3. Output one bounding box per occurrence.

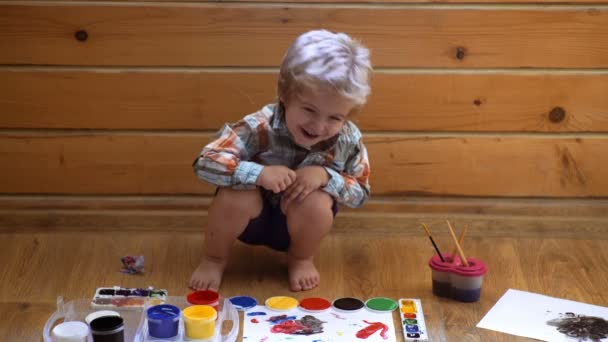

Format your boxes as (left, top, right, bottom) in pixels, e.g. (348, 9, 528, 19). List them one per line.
(428, 254, 455, 298)
(182, 305, 217, 340)
(90, 316, 125, 342)
(51, 321, 89, 342)
(43, 297, 142, 342)
(147, 304, 180, 338)
(451, 258, 487, 302)
(85, 311, 121, 325)
(187, 290, 220, 312)
(428, 254, 488, 302)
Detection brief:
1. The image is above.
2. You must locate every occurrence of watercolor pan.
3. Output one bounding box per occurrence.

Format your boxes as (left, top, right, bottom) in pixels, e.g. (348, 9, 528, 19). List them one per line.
(399, 298, 428, 341)
(91, 286, 167, 309)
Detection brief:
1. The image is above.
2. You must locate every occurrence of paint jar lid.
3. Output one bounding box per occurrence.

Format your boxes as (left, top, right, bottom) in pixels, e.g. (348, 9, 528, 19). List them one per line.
(52, 321, 90, 338)
(90, 316, 124, 335)
(147, 304, 180, 322)
(428, 254, 457, 271)
(187, 290, 220, 305)
(365, 297, 398, 312)
(85, 310, 121, 325)
(332, 297, 365, 312)
(265, 296, 298, 311)
(229, 296, 258, 311)
(183, 305, 217, 322)
(453, 258, 487, 276)
(299, 297, 331, 312)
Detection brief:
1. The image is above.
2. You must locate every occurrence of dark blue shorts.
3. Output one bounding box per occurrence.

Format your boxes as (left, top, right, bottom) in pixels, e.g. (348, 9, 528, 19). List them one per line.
(235, 188, 339, 252)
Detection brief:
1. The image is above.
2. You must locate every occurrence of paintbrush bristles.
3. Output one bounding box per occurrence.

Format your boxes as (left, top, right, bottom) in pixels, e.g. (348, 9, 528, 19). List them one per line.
(446, 220, 469, 266)
(421, 223, 445, 262)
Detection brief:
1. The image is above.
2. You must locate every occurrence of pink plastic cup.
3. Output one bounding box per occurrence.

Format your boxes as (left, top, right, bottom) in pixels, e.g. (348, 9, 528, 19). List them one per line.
(428, 254, 455, 298)
(451, 258, 487, 302)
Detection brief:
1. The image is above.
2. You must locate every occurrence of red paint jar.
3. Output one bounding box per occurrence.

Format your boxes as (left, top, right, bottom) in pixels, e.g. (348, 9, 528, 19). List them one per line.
(187, 290, 220, 311)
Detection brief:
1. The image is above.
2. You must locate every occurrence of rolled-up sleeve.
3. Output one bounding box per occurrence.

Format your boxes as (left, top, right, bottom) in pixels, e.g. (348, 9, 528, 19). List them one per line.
(192, 120, 263, 187)
(322, 139, 371, 208)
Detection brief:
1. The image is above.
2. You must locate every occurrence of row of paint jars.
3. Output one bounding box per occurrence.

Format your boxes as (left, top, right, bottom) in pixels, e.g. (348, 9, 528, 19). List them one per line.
(147, 290, 221, 339)
(51, 290, 221, 342)
(51, 311, 125, 342)
(147, 304, 217, 339)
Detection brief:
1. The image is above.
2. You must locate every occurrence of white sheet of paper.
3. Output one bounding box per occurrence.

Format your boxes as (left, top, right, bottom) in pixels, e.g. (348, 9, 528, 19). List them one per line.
(242, 305, 397, 342)
(477, 289, 608, 341)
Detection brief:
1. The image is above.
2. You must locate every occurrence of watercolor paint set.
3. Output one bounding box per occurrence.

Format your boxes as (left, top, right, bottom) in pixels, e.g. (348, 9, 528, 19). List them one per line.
(237, 295, 401, 342)
(399, 298, 428, 341)
(91, 286, 168, 309)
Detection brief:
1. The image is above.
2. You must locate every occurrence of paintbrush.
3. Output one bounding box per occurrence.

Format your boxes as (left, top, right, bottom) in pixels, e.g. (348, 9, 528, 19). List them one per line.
(421, 223, 445, 262)
(451, 224, 468, 263)
(446, 220, 469, 266)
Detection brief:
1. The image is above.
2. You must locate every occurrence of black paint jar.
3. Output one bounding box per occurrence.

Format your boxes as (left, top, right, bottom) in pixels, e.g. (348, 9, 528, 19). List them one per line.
(90, 315, 125, 342)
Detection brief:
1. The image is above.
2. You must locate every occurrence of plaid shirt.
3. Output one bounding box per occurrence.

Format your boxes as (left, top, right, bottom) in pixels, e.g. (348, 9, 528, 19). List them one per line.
(193, 104, 370, 208)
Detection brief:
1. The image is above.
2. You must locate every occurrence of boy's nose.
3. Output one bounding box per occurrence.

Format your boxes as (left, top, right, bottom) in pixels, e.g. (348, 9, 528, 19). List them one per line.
(309, 121, 325, 135)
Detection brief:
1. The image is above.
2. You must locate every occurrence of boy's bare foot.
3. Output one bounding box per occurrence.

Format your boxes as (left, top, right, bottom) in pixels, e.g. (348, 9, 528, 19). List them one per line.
(189, 256, 227, 291)
(288, 257, 320, 291)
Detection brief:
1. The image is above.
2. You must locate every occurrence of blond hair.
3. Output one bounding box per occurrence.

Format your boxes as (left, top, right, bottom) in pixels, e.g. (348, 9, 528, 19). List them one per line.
(278, 30, 372, 108)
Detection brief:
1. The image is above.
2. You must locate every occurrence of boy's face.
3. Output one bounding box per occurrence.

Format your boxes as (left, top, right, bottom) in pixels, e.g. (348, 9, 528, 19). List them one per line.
(283, 87, 355, 148)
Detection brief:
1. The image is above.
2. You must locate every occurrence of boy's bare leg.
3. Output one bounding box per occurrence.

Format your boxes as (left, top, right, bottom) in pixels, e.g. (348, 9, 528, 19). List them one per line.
(284, 190, 334, 292)
(190, 188, 262, 291)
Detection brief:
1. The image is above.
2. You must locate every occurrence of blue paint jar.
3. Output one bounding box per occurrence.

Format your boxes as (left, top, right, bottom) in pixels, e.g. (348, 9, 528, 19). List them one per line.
(147, 304, 180, 338)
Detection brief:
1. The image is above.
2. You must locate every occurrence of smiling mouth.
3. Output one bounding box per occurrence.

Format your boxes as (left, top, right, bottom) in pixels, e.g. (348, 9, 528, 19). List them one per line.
(301, 127, 320, 139)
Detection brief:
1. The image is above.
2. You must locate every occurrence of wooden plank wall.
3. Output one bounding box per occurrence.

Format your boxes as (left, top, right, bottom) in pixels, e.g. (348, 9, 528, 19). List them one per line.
(1, 1, 607, 235)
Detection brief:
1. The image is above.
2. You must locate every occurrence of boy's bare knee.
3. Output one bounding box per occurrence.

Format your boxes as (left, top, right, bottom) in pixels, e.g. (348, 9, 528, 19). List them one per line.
(214, 187, 262, 219)
(284, 190, 333, 221)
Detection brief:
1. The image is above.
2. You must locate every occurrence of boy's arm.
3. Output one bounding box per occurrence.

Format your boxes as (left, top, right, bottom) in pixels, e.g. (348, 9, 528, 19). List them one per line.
(322, 139, 371, 208)
(192, 121, 263, 187)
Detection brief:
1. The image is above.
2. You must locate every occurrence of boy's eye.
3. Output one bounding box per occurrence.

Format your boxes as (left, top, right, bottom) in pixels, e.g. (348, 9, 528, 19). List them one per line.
(303, 107, 315, 113)
(330, 116, 344, 122)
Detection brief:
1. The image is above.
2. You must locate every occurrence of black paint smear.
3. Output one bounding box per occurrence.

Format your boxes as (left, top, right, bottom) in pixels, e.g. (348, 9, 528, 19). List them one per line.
(294, 315, 326, 335)
(547, 313, 608, 342)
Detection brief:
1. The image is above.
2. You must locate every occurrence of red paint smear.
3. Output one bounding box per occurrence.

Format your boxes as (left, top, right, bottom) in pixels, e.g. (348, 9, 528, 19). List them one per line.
(270, 320, 307, 334)
(356, 320, 389, 340)
(300, 297, 331, 311)
(251, 318, 259, 323)
(331, 312, 346, 320)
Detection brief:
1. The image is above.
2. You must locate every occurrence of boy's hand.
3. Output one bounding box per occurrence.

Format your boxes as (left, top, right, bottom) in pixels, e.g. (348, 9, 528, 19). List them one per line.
(256, 165, 297, 193)
(282, 166, 330, 206)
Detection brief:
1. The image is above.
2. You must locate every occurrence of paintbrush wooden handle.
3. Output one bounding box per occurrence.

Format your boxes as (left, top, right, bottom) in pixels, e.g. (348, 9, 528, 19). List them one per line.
(447, 220, 469, 266)
(451, 225, 468, 260)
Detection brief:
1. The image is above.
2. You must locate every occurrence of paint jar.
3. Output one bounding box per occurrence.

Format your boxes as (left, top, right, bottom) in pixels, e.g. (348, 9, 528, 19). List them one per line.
(89, 316, 124, 342)
(451, 257, 488, 302)
(428, 254, 455, 298)
(187, 290, 220, 311)
(51, 321, 89, 342)
(183, 305, 217, 340)
(85, 311, 120, 325)
(147, 304, 180, 338)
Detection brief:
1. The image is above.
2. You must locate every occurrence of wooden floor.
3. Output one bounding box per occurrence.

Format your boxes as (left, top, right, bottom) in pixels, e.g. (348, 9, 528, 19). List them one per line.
(2, 230, 608, 341)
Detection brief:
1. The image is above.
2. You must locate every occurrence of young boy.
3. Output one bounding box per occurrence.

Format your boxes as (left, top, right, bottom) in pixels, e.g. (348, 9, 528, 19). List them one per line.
(191, 29, 372, 292)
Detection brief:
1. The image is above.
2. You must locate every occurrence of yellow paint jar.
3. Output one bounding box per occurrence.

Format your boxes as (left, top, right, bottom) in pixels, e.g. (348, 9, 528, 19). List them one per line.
(182, 305, 217, 339)
(265, 296, 298, 311)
